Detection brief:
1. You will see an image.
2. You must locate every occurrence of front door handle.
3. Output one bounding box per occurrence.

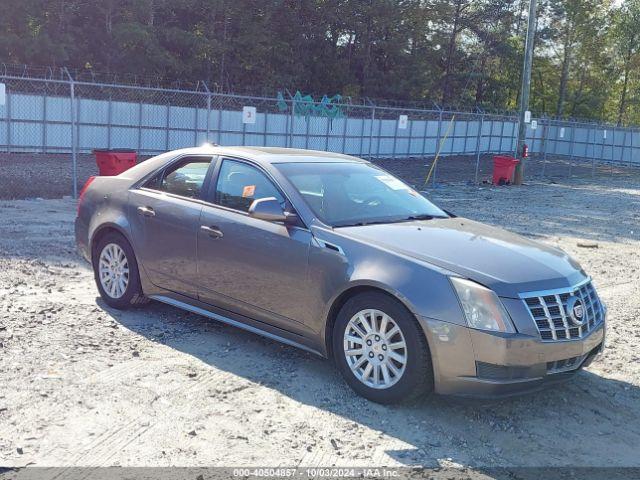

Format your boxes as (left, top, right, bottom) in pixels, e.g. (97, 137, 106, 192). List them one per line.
(201, 225, 224, 239)
(137, 206, 156, 217)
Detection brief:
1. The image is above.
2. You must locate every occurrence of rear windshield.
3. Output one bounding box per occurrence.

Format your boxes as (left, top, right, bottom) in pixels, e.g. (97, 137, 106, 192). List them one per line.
(275, 162, 448, 227)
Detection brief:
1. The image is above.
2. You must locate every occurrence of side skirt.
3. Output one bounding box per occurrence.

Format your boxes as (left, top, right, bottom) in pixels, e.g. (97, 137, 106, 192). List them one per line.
(149, 294, 325, 357)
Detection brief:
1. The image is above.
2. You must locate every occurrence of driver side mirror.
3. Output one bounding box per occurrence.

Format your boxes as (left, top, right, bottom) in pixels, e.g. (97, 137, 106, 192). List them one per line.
(249, 197, 298, 224)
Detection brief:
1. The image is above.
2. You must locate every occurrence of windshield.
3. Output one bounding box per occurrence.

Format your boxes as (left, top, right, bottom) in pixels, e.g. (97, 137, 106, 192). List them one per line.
(275, 162, 448, 227)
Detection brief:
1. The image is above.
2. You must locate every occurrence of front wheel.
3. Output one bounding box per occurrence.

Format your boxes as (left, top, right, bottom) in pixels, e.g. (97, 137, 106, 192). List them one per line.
(93, 232, 148, 309)
(333, 292, 434, 404)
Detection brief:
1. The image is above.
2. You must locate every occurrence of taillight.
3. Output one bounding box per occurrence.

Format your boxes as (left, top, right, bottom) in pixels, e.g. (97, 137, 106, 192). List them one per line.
(77, 176, 97, 216)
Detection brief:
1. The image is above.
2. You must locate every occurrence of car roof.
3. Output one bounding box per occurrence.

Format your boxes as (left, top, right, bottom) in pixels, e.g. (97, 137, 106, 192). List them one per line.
(167, 145, 368, 164)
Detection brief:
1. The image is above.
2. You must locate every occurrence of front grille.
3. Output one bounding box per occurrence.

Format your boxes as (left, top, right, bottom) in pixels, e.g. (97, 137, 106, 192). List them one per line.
(476, 362, 531, 381)
(547, 354, 587, 374)
(522, 281, 604, 342)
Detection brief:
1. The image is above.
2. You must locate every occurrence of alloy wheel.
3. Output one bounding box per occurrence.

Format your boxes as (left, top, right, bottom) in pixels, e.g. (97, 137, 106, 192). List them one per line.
(98, 243, 130, 299)
(343, 309, 408, 389)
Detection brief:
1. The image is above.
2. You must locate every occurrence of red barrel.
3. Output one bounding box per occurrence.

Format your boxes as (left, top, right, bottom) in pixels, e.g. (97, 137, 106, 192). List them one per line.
(492, 155, 520, 185)
(93, 149, 137, 176)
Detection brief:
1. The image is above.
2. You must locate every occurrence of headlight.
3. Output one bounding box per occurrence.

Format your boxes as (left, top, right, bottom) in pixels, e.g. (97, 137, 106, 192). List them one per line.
(450, 277, 515, 333)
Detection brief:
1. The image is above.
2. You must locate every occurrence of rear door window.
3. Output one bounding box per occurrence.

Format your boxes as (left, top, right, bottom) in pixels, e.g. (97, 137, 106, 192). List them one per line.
(145, 156, 213, 199)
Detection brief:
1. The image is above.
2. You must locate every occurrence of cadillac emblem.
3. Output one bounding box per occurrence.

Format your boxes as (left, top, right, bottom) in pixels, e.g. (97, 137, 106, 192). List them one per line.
(566, 296, 586, 326)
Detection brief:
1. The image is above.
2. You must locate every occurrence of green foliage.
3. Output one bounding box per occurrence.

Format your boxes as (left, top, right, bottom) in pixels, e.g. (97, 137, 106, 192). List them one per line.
(1, 0, 639, 123)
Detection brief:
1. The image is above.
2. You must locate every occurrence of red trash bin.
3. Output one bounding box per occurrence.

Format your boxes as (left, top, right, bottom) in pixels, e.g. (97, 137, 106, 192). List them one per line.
(93, 149, 137, 176)
(492, 155, 520, 185)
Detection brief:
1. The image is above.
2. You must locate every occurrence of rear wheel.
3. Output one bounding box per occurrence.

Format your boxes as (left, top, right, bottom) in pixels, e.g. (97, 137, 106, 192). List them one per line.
(333, 292, 433, 404)
(93, 232, 148, 309)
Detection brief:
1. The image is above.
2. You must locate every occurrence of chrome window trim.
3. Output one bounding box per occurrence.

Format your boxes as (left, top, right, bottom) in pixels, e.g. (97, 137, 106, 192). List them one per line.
(131, 153, 310, 232)
(134, 187, 310, 234)
(132, 152, 217, 192)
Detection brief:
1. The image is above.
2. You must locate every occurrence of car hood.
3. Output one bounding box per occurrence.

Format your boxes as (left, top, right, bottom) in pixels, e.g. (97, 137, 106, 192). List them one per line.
(338, 217, 587, 298)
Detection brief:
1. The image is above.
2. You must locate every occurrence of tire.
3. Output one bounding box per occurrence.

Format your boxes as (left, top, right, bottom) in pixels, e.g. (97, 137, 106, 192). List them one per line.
(92, 231, 148, 310)
(332, 292, 434, 404)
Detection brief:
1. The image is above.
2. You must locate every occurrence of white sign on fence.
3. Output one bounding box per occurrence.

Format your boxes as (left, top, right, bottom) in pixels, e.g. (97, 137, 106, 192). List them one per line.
(560, 127, 565, 138)
(603, 130, 607, 139)
(0, 83, 5, 106)
(524, 110, 531, 123)
(242, 106, 257, 124)
(530, 120, 538, 130)
(398, 115, 409, 130)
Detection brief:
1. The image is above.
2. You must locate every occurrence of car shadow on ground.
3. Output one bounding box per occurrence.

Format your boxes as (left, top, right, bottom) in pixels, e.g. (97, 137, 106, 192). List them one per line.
(101, 298, 640, 468)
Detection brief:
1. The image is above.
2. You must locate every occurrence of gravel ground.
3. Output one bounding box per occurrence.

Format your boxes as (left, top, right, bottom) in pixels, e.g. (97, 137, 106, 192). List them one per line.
(0, 170, 639, 472)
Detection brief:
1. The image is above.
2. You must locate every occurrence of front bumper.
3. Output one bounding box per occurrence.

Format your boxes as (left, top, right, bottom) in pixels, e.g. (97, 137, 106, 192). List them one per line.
(422, 316, 605, 399)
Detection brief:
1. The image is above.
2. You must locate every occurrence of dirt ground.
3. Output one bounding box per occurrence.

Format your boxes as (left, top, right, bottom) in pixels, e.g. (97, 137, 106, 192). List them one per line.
(0, 169, 639, 472)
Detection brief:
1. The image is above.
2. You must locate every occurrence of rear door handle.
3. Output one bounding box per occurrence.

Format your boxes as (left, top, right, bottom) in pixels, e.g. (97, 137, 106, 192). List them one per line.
(201, 225, 224, 239)
(137, 206, 156, 217)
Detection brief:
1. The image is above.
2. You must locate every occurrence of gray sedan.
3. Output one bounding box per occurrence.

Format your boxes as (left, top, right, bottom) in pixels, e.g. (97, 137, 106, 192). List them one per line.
(76, 146, 606, 403)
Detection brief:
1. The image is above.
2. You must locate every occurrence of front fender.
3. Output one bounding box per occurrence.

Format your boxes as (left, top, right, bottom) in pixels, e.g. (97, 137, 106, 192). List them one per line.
(310, 227, 468, 356)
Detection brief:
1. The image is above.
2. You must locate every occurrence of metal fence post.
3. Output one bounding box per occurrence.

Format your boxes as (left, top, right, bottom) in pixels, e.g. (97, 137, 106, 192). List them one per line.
(512, 119, 519, 157)
(568, 121, 576, 177)
(543, 120, 551, 178)
(216, 98, 223, 145)
(263, 108, 269, 146)
(420, 113, 429, 160)
(107, 96, 112, 149)
(611, 127, 616, 176)
(206, 93, 211, 141)
(368, 106, 375, 160)
(305, 111, 310, 150)
(462, 115, 469, 156)
(392, 112, 399, 159)
(358, 108, 366, 157)
(165, 102, 171, 151)
(619, 128, 628, 167)
(341, 108, 348, 154)
(64, 68, 78, 199)
(5, 87, 11, 152)
(541, 119, 549, 177)
(474, 114, 484, 184)
(289, 98, 295, 148)
(324, 114, 330, 152)
(591, 126, 597, 178)
(530, 119, 535, 156)
(193, 99, 199, 146)
(202, 83, 211, 142)
(630, 128, 634, 168)
(600, 129, 606, 174)
(376, 112, 383, 159)
(138, 100, 143, 152)
(242, 111, 247, 146)
(408, 116, 415, 158)
(433, 109, 443, 187)
(42, 92, 47, 152)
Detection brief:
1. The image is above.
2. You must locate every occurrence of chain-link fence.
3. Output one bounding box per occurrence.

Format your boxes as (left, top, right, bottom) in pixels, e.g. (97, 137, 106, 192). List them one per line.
(1, 65, 639, 198)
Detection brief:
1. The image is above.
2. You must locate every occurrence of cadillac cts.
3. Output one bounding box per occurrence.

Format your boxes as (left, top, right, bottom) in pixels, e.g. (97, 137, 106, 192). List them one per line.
(76, 146, 606, 403)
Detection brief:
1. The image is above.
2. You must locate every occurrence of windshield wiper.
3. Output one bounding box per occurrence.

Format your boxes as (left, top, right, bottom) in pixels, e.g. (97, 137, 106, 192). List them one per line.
(334, 219, 394, 227)
(334, 215, 440, 228)
(404, 214, 435, 221)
